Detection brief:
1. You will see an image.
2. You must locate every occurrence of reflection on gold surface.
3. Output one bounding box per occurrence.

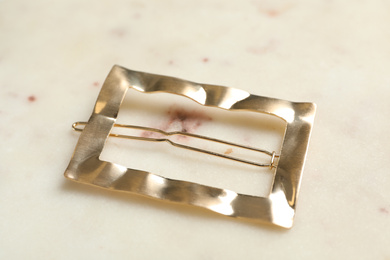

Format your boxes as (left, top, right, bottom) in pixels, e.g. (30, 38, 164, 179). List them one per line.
(269, 189, 295, 227)
(274, 107, 295, 123)
(209, 190, 238, 216)
(94, 100, 107, 114)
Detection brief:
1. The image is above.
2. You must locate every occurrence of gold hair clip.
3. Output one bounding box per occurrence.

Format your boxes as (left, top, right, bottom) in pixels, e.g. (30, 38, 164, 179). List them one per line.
(64, 65, 316, 229)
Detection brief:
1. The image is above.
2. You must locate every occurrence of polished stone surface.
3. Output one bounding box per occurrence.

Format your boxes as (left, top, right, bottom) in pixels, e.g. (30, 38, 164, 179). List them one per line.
(1, 0, 389, 259)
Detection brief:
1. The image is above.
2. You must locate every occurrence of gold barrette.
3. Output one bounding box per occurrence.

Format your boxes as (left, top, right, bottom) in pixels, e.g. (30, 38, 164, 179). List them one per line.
(64, 65, 316, 229)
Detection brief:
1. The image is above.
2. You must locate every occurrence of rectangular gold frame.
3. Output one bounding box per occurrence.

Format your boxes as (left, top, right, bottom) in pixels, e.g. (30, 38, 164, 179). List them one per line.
(64, 65, 316, 229)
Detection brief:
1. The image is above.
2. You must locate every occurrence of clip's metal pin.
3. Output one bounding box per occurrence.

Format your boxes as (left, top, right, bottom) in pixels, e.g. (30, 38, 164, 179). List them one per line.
(72, 121, 279, 168)
(64, 65, 316, 229)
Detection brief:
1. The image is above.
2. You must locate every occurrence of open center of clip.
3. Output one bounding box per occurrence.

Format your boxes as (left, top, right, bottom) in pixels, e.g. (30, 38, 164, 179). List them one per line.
(99, 88, 286, 197)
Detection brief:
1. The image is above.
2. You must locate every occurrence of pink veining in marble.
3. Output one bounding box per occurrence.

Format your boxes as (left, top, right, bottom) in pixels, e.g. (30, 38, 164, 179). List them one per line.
(247, 39, 278, 55)
(252, 1, 294, 17)
(141, 105, 212, 140)
(28, 95, 36, 102)
(110, 28, 127, 37)
(379, 207, 389, 214)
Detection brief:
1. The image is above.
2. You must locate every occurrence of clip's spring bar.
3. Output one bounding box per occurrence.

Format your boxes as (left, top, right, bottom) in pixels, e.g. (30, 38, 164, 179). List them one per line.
(73, 122, 279, 169)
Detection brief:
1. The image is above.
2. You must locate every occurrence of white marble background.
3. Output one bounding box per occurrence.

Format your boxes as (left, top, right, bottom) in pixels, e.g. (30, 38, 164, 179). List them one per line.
(1, 0, 389, 259)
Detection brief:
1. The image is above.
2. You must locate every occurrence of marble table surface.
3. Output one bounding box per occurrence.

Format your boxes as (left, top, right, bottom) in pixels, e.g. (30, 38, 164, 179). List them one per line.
(1, 0, 389, 259)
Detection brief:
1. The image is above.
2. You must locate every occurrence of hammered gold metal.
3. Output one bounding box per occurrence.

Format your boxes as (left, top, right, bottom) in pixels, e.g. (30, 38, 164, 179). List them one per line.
(64, 65, 316, 229)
